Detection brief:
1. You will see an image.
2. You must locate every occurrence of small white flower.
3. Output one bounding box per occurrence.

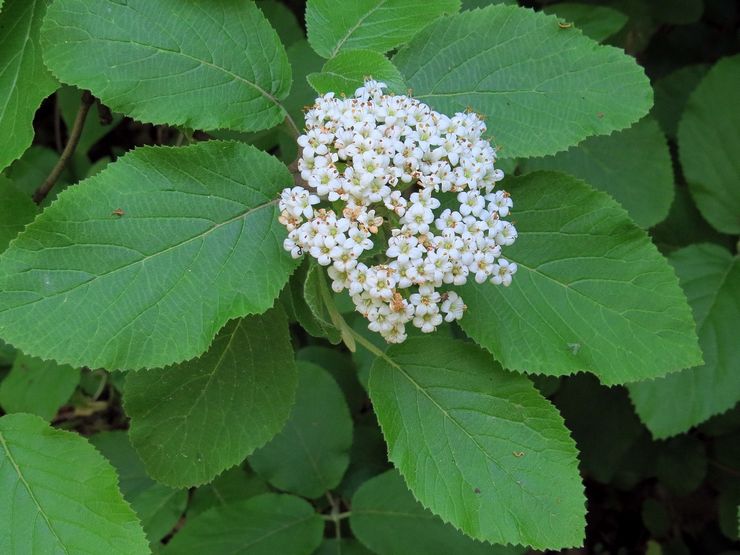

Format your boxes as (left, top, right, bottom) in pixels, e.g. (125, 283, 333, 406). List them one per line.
(277, 79, 517, 344)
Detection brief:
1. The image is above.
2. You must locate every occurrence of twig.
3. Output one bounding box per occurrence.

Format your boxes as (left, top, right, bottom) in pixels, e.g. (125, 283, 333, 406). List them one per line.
(53, 93, 63, 153)
(34, 91, 95, 204)
(284, 113, 301, 139)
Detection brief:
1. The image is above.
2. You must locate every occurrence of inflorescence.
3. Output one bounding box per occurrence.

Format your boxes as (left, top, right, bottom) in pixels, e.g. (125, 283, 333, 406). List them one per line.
(278, 80, 517, 343)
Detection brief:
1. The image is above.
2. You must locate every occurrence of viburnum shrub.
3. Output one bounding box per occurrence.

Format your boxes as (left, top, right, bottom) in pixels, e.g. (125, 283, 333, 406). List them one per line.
(0, 0, 737, 554)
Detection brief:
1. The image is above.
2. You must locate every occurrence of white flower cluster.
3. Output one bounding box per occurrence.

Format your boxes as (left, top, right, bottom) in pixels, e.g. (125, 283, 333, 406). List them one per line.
(279, 80, 518, 343)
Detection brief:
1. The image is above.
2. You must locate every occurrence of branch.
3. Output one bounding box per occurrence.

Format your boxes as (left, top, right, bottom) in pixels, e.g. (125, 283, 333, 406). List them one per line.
(34, 90, 95, 204)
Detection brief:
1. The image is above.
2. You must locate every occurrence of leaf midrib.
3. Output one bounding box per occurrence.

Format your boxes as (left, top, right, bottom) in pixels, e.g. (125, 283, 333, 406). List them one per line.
(0, 429, 69, 554)
(330, 0, 388, 58)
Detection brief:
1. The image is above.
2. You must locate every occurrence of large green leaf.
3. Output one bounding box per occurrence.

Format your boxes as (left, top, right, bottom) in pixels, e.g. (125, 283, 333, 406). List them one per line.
(90, 431, 187, 547)
(249, 361, 353, 498)
(189, 465, 269, 518)
(0, 353, 79, 420)
(678, 55, 740, 234)
(41, 0, 291, 133)
(0, 0, 57, 171)
(652, 64, 709, 140)
(162, 494, 323, 555)
(308, 50, 406, 96)
(351, 470, 523, 554)
(393, 5, 652, 158)
(520, 117, 673, 228)
(306, 0, 460, 59)
(0, 176, 37, 251)
(542, 3, 628, 42)
(369, 337, 585, 550)
(459, 171, 701, 385)
(628, 244, 740, 438)
(125, 309, 297, 487)
(257, 0, 304, 47)
(0, 141, 297, 370)
(0, 413, 149, 554)
(89, 430, 158, 499)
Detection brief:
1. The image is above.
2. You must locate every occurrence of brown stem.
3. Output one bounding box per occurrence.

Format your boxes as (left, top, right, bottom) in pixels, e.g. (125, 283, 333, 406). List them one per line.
(34, 91, 95, 204)
(53, 93, 63, 153)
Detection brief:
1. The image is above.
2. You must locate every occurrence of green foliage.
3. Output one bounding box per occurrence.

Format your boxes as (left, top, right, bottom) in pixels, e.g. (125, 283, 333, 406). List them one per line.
(41, 0, 291, 133)
(351, 470, 524, 554)
(125, 309, 297, 487)
(308, 50, 406, 96)
(188, 465, 269, 518)
(90, 431, 187, 547)
(0, 1, 736, 552)
(0, 413, 149, 554)
(369, 336, 585, 549)
(652, 64, 709, 140)
(543, 3, 628, 41)
(0, 0, 57, 171)
(0, 141, 297, 369)
(162, 494, 324, 555)
(459, 171, 701, 385)
(520, 117, 674, 228)
(249, 361, 353, 498)
(678, 55, 740, 234)
(0, 353, 79, 420)
(0, 176, 38, 250)
(393, 4, 652, 158)
(629, 244, 740, 438)
(306, 0, 461, 58)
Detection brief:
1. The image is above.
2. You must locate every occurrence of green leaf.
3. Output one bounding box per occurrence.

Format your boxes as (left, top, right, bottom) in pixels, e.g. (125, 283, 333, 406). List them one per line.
(125, 309, 297, 487)
(162, 494, 323, 555)
(0, 413, 149, 553)
(308, 50, 406, 96)
(654, 436, 707, 496)
(280, 262, 337, 342)
(284, 40, 325, 125)
(459, 171, 702, 385)
(315, 539, 375, 555)
(0, 176, 37, 252)
(628, 244, 740, 438)
(678, 55, 740, 234)
(306, 0, 461, 58)
(369, 337, 586, 550)
(393, 5, 653, 158)
(4, 145, 72, 204)
(542, 3, 628, 42)
(189, 465, 269, 519)
(131, 483, 188, 546)
(351, 470, 524, 554)
(0, 353, 79, 420)
(650, 186, 732, 254)
(0, 141, 297, 370)
(41, 0, 291, 133)
(304, 263, 343, 344)
(553, 375, 644, 484)
(89, 430, 187, 546)
(649, 0, 704, 25)
(250, 361, 353, 498)
(462, 0, 515, 7)
(89, 430, 158, 499)
(0, 0, 57, 171)
(296, 346, 366, 413)
(520, 117, 673, 228)
(338, 413, 390, 499)
(652, 64, 709, 140)
(257, 0, 304, 47)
